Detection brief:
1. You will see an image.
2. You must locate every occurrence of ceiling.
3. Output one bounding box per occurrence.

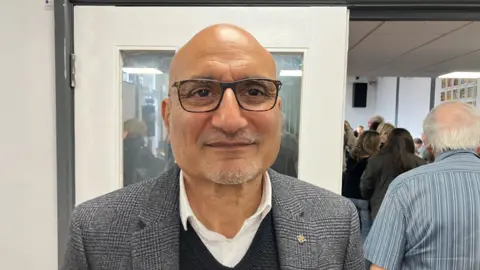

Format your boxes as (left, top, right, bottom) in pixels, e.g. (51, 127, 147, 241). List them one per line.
(124, 21, 480, 79)
(348, 21, 480, 78)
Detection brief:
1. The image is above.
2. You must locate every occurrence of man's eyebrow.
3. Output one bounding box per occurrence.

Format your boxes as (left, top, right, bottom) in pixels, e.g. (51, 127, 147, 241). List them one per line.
(188, 75, 215, 80)
(186, 76, 266, 81)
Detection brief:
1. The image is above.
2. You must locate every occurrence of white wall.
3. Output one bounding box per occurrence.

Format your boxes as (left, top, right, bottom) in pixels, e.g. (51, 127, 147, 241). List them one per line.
(344, 77, 377, 128)
(374, 77, 397, 123)
(345, 76, 431, 138)
(397, 77, 431, 138)
(0, 1, 57, 269)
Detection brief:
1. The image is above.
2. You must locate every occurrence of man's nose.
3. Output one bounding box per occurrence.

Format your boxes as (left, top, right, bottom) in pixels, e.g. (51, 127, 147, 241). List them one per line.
(211, 88, 248, 133)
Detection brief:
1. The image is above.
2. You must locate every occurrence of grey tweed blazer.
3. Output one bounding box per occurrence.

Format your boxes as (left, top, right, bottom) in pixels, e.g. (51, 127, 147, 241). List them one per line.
(62, 166, 364, 270)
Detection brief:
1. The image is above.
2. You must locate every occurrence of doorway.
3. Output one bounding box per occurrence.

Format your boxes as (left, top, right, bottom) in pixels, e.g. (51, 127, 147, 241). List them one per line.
(72, 6, 350, 204)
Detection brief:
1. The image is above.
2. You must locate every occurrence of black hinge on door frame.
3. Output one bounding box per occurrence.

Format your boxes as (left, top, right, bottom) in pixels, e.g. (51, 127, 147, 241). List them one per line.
(70, 54, 76, 88)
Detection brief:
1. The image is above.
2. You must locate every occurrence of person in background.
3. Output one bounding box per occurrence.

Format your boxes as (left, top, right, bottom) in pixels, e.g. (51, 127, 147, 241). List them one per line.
(419, 133, 436, 163)
(343, 128, 349, 172)
(344, 121, 356, 151)
(343, 120, 357, 171)
(368, 115, 384, 129)
(271, 114, 299, 177)
(369, 122, 380, 131)
(123, 118, 162, 186)
(353, 125, 364, 137)
(376, 122, 395, 148)
(271, 130, 299, 177)
(343, 130, 380, 239)
(360, 128, 426, 220)
(365, 101, 480, 270)
(413, 137, 423, 157)
(62, 24, 364, 270)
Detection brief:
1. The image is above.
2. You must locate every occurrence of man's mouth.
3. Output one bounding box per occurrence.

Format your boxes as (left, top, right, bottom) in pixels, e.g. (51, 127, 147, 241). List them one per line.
(205, 141, 255, 148)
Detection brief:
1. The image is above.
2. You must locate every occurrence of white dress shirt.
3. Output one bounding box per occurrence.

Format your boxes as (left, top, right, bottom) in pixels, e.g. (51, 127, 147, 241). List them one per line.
(179, 171, 272, 267)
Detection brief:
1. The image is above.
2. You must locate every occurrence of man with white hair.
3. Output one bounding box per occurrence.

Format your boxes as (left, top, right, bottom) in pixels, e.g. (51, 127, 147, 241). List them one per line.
(367, 115, 384, 130)
(364, 101, 480, 270)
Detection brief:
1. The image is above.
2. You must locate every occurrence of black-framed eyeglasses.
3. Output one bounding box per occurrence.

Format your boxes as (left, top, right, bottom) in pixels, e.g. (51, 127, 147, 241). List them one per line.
(171, 78, 282, 113)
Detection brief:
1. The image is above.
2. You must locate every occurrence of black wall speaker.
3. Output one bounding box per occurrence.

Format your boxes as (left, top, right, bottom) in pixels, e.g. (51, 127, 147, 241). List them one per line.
(352, 82, 368, 108)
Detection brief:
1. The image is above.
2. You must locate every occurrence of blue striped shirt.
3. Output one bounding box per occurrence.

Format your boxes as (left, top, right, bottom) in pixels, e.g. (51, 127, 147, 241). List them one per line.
(364, 150, 480, 270)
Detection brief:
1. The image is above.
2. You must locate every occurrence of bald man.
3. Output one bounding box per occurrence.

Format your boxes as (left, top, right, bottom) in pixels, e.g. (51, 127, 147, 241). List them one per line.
(62, 24, 363, 270)
(365, 101, 480, 270)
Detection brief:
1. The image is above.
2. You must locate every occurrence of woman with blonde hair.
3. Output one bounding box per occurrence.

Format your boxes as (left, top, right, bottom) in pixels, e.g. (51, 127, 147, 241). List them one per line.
(342, 130, 380, 239)
(377, 122, 395, 148)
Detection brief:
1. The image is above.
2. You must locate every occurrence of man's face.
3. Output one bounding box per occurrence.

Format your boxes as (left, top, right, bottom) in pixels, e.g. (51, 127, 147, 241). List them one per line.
(357, 127, 364, 134)
(162, 35, 281, 185)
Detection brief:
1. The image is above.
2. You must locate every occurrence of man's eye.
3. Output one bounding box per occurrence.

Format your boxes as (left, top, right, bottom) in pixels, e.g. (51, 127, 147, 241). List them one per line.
(193, 89, 211, 97)
(247, 89, 266, 96)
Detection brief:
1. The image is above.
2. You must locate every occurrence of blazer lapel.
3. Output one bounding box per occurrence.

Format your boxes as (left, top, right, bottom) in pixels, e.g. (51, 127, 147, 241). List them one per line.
(270, 170, 320, 269)
(131, 166, 181, 270)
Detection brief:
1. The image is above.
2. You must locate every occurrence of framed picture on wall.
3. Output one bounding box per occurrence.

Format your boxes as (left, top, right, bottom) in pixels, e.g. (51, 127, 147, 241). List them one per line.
(440, 91, 446, 101)
(454, 79, 459, 86)
(460, 79, 466, 85)
(460, 88, 466, 99)
(453, 89, 458, 99)
(446, 90, 452, 100)
(441, 79, 446, 88)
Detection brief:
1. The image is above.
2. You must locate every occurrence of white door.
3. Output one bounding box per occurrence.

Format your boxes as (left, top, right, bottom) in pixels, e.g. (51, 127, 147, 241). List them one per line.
(74, 6, 350, 205)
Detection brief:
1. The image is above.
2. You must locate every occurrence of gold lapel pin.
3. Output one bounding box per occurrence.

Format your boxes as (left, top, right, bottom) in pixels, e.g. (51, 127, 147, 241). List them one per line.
(297, 234, 306, 244)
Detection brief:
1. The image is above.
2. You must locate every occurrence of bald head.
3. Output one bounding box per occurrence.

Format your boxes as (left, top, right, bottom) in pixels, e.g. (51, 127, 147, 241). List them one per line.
(433, 102, 478, 126)
(423, 101, 480, 153)
(169, 24, 276, 84)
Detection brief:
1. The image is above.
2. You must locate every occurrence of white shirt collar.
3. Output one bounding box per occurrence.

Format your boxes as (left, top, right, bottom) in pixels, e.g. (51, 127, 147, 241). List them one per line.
(179, 170, 272, 231)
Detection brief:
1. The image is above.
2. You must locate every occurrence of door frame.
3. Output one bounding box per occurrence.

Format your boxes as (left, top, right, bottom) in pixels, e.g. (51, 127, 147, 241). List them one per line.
(54, 0, 480, 266)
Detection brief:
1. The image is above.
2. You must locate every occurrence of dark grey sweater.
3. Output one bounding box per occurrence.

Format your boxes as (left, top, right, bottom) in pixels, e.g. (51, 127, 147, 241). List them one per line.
(179, 212, 280, 270)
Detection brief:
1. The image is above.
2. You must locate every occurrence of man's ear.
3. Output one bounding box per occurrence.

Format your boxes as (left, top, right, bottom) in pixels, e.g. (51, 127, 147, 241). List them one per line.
(161, 98, 171, 134)
(426, 144, 434, 154)
(276, 96, 282, 110)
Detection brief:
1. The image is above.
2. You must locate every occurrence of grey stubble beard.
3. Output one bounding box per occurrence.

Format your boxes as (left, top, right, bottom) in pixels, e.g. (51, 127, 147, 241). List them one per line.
(203, 160, 261, 185)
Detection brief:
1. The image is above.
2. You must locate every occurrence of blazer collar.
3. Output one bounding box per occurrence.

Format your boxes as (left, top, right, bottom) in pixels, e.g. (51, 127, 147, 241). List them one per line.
(131, 165, 181, 270)
(269, 169, 320, 269)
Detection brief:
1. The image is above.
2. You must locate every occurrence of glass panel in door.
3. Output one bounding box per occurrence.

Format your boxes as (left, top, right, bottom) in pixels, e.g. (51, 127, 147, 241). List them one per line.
(121, 51, 175, 187)
(74, 6, 349, 204)
(270, 53, 303, 179)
